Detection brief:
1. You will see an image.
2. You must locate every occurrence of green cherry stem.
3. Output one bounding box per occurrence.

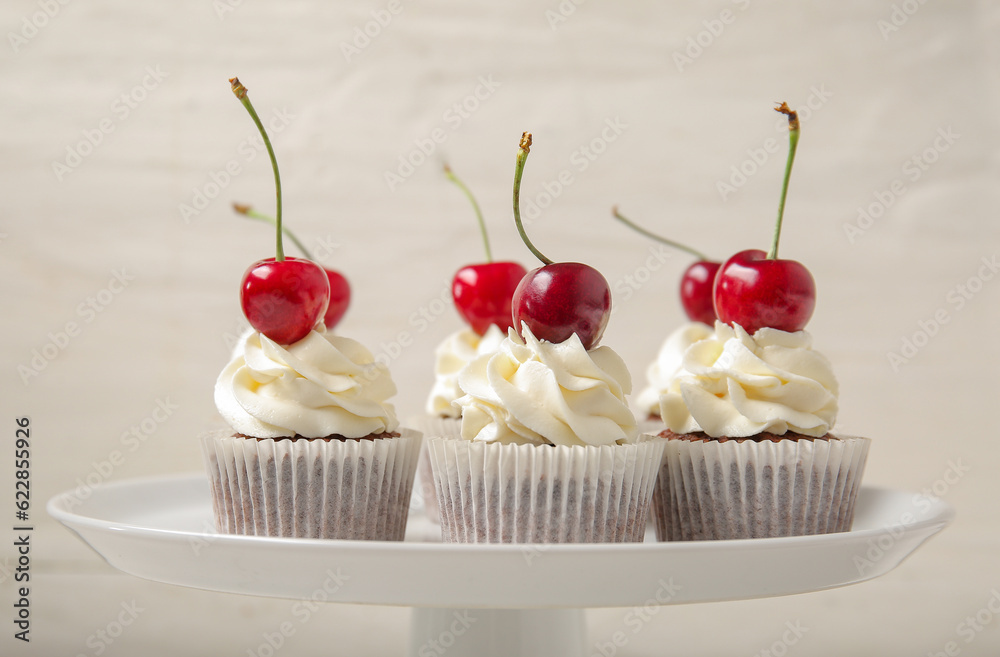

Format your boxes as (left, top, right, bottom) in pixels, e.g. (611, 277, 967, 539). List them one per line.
(444, 164, 492, 263)
(512, 132, 553, 266)
(769, 102, 800, 261)
(611, 206, 708, 260)
(232, 203, 314, 260)
(231, 77, 285, 262)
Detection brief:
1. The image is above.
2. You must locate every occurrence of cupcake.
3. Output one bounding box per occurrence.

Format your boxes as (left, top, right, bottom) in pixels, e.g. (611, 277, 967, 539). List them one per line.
(203, 78, 422, 540)
(204, 326, 422, 540)
(651, 321, 869, 540)
(416, 323, 506, 523)
(428, 131, 664, 543)
(429, 324, 664, 543)
(650, 101, 870, 541)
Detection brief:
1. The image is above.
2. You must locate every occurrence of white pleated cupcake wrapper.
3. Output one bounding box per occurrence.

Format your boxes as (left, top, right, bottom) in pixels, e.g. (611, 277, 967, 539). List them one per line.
(428, 436, 666, 544)
(202, 428, 422, 541)
(652, 435, 870, 541)
(411, 417, 463, 525)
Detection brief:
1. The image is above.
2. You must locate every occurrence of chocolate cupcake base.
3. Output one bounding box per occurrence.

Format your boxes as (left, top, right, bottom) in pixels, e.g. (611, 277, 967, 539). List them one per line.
(428, 436, 665, 544)
(202, 428, 422, 541)
(651, 433, 870, 541)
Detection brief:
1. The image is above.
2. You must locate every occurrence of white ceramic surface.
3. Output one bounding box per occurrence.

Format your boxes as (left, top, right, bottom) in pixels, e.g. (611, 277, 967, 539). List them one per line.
(48, 473, 953, 609)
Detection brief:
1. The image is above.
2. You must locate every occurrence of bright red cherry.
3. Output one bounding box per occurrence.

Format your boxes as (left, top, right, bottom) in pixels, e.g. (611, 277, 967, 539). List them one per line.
(453, 262, 527, 335)
(233, 202, 351, 331)
(512, 263, 610, 349)
(713, 249, 814, 334)
(241, 257, 330, 344)
(612, 207, 718, 325)
(230, 77, 330, 344)
(324, 270, 350, 329)
(713, 103, 816, 334)
(680, 260, 721, 325)
(510, 133, 611, 350)
(443, 165, 526, 335)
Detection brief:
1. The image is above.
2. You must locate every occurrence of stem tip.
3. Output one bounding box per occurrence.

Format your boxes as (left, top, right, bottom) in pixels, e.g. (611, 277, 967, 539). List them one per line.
(230, 77, 247, 99)
(775, 102, 799, 131)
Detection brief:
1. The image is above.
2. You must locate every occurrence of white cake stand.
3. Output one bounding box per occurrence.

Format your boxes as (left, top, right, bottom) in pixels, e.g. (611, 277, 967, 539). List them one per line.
(48, 474, 953, 657)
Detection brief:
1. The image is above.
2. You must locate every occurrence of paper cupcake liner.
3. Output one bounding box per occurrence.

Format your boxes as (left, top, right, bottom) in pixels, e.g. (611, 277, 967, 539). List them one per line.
(428, 435, 666, 543)
(202, 428, 422, 541)
(651, 434, 870, 541)
(411, 417, 463, 525)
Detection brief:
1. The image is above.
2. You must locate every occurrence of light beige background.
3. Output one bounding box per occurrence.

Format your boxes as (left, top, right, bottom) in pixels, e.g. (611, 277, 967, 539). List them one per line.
(2, 0, 998, 655)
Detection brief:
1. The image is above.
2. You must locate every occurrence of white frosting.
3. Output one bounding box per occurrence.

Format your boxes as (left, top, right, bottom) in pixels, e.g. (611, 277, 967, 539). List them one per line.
(425, 325, 506, 417)
(215, 327, 398, 439)
(659, 322, 838, 438)
(229, 326, 255, 359)
(455, 324, 638, 447)
(634, 322, 714, 418)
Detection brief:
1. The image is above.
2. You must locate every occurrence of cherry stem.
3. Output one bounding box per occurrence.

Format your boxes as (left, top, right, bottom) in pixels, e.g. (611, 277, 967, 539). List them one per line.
(232, 203, 314, 260)
(512, 132, 553, 266)
(444, 164, 492, 263)
(231, 77, 285, 262)
(611, 206, 708, 260)
(770, 102, 800, 261)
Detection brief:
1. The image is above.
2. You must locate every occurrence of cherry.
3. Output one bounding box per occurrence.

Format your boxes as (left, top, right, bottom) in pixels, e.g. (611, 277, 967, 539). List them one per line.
(230, 77, 329, 344)
(233, 203, 351, 330)
(510, 133, 611, 350)
(444, 165, 526, 335)
(452, 264, 526, 335)
(512, 264, 611, 349)
(240, 258, 330, 344)
(611, 207, 719, 325)
(713, 249, 814, 334)
(679, 260, 721, 325)
(323, 271, 351, 330)
(713, 103, 816, 334)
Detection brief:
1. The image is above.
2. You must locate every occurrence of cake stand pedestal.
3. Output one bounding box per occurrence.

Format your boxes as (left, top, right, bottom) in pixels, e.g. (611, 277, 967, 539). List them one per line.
(48, 474, 953, 657)
(409, 608, 585, 657)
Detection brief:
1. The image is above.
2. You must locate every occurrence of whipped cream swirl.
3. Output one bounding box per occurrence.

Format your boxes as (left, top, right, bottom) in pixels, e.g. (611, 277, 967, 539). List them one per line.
(425, 325, 506, 418)
(455, 324, 638, 447)
(659, 322, 838, 438)
(634, 321, 714, 418)
(215, 327, 398, 439)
